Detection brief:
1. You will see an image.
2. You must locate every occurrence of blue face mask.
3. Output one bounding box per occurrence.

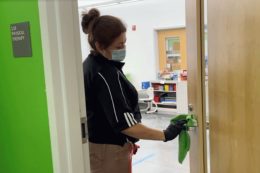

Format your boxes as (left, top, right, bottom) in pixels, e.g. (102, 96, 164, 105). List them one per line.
(111, 49, 126, 62)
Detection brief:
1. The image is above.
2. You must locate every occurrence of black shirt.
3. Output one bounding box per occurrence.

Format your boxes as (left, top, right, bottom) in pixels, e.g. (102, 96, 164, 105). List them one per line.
(83, 52, 142, 146)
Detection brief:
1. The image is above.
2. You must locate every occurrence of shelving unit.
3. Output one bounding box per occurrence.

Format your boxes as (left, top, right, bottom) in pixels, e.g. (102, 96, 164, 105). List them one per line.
(151, 80, 188, 114)
(154, 90, 176, 93)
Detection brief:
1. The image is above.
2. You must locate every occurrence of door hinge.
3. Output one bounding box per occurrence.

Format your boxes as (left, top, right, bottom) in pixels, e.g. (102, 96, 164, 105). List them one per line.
(81, 117, 88, 144)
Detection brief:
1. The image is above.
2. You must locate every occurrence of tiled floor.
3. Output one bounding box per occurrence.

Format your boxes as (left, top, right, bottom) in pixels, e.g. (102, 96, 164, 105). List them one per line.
(132, 113, 190, 173)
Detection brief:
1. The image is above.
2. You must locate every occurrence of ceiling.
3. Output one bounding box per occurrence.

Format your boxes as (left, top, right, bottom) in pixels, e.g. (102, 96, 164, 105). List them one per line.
(78, 0, 145, 8)
(78, 0, 110, 6)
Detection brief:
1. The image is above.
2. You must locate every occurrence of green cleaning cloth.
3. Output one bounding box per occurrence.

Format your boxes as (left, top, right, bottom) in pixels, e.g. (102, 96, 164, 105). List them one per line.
(170, 114, 197, 164)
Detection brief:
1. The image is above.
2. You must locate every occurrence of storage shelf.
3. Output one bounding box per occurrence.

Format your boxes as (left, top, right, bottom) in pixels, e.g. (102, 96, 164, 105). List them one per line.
(150, 80, 188, 113)
(150, 80, 177, 84)
(154, 90, 176, 93)
(156, 102, 177, 106)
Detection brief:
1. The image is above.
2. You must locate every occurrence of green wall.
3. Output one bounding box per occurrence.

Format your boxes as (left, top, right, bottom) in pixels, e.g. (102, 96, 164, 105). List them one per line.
(0, 0, 53, 173)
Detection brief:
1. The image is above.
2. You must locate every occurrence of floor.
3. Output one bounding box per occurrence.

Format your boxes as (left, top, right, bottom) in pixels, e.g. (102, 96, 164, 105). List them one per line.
(132, 113, 190, 173)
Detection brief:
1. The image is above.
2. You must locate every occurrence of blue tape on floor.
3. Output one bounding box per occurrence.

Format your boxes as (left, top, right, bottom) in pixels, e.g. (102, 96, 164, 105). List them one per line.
(133, 153, 155, 166)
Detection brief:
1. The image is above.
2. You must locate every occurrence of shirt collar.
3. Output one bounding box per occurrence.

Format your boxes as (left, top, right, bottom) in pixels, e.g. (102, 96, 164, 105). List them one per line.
(92, 52, 125, 70)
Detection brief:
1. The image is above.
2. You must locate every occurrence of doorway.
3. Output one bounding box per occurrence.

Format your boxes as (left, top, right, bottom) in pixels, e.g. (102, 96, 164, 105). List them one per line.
(39, 0, 260, 173)
(78, 0, 190, 172)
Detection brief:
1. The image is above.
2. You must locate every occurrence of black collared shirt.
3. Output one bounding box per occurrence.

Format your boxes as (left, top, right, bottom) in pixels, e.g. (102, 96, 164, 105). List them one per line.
(83, 52, 142, 146)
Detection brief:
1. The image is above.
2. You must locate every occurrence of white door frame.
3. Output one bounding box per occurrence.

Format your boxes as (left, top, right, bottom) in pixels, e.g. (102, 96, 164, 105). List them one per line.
(37, 1, 207, 173)
(38, 0, 90, 173)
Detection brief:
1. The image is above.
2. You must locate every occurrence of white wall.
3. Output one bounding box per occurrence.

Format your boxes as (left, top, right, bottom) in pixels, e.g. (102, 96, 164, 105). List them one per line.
(78, 0, 186, 89)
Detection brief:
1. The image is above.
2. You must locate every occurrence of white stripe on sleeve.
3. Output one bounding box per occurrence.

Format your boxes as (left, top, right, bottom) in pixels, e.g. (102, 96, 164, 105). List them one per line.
(130, 113, 137, 124)
(127, 113, 135, 126)
(124, 113, 132, 127)
(98, 72, 119, 122)
(117, 71, 128, 106)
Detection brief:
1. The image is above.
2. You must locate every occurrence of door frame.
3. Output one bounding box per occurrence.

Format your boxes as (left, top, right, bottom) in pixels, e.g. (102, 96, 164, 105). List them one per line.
(186, 0, 208, 173)
(37, 0, 208, 172)
(38, 0, 90, 173)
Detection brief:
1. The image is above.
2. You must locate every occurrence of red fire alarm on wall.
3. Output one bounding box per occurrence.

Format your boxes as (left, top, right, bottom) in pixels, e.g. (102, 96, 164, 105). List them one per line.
(132, 25, 136, 31)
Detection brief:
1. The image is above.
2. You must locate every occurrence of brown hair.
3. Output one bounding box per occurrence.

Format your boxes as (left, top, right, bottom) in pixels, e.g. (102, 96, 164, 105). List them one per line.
(81, 8, 127, 51)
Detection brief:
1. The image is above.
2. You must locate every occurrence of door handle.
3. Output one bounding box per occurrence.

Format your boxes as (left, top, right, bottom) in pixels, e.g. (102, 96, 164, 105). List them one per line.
(188, 119, 198, 131)
(187, 104, 209, 131)
(188, 104, 193, 112)
(187, 104, 198, 131)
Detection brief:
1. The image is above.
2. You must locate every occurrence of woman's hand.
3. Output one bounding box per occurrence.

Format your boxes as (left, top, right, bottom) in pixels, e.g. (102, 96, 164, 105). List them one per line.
(163, 120, 187, 142)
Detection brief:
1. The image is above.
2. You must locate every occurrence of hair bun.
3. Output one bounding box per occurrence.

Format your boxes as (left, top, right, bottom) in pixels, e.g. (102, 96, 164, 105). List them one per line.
(81, 8, 100, 34)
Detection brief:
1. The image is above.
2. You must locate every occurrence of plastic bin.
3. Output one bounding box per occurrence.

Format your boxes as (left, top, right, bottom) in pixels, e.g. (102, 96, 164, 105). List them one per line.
(142, 81, 150, 89)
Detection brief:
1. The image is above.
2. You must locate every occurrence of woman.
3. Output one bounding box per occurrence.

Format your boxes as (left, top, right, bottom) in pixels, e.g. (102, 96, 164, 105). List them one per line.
(81, 8, 186, 173)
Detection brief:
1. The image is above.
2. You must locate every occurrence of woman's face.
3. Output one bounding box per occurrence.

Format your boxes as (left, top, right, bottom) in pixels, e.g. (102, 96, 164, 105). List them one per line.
(100, 32, 126, 60)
